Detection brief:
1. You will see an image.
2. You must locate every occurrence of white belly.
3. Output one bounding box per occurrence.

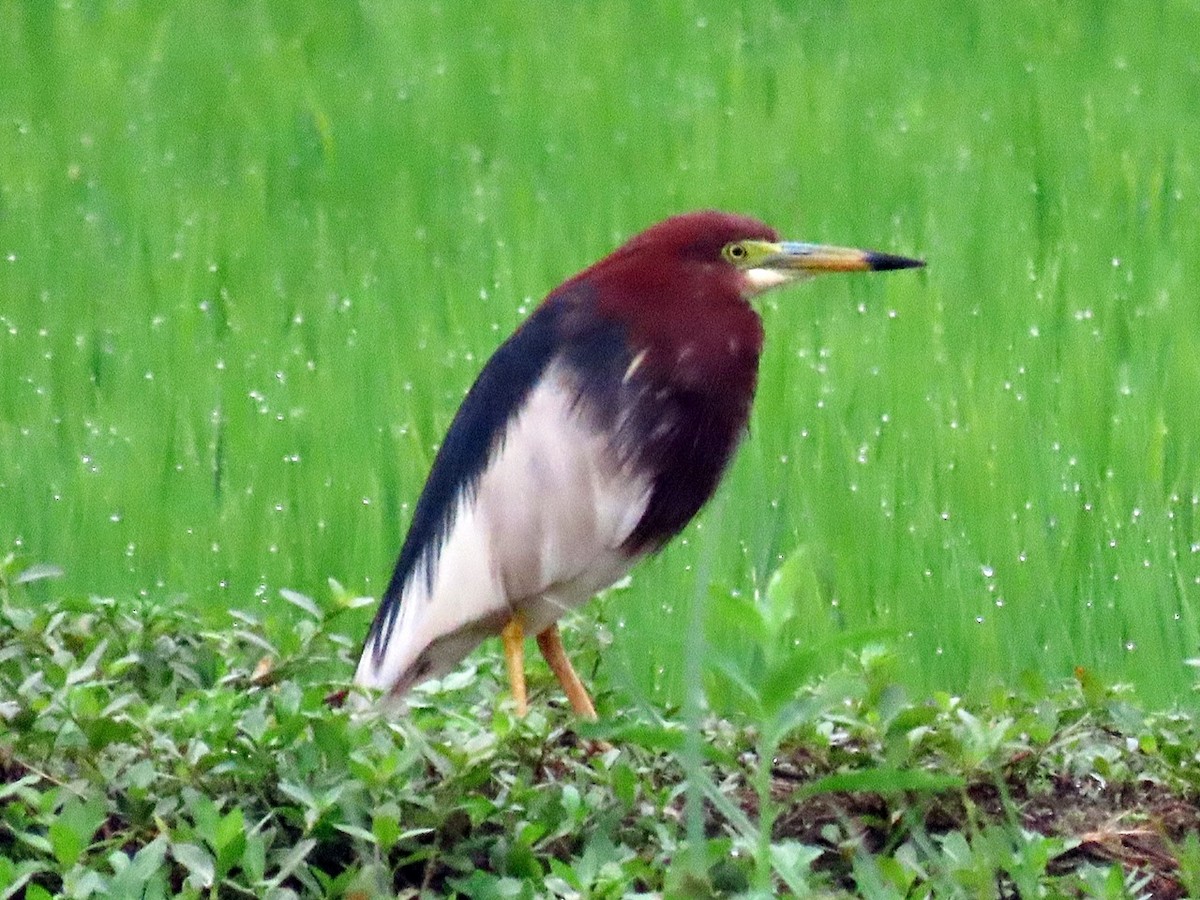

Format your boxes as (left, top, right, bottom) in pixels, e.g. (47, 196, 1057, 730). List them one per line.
(354, 365, 649, 696)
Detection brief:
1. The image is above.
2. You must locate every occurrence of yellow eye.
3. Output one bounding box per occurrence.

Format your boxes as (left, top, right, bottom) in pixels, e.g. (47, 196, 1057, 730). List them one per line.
(723, 242, 748, 263)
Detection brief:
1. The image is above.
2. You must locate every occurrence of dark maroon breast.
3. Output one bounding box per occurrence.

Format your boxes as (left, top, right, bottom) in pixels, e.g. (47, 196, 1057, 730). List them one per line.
(556, 286, 763, 555)
(619, 377, 754, 552)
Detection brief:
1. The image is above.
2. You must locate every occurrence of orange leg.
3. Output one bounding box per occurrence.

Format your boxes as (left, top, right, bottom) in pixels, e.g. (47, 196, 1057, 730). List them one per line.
(536, 623, 598, 720)
(501, 616, 528, 717)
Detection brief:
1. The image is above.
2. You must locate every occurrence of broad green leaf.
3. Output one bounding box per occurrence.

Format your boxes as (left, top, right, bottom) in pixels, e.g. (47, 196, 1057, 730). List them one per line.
(48, 821, 83, 870)
(108, 837, 169, 897)
(707, 590, 769, 647)
(371, 811, 400, 850)
(241, 832, 266, 885)
(763, 543, 824, 638)
(279, 588, 321, 619)
(214, 807, 247, 880)
(48, 797, 107, 868)
(171, 841, 215, 889)
(215, 806, 245, 850)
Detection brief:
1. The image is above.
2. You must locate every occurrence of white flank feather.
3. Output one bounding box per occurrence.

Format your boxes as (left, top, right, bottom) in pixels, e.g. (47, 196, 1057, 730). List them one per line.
(353, 364, 650, 697)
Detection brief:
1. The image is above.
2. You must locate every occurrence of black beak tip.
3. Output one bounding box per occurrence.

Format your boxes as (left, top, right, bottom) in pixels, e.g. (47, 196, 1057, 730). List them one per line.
(867, 251, 926, 272)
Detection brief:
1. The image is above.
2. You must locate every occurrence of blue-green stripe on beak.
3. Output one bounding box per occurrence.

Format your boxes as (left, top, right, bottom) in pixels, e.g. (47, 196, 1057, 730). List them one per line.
(771, 241, 925, 273)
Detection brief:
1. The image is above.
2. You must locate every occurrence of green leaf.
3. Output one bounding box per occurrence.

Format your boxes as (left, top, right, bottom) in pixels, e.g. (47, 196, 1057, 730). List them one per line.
(48, 820, 84, 870)
(14, 563, 64, 585)
(333, 823, 377, 843)
(184, 791, 219, 844)
(329, 579, 376, 610)
(707, 590, 769, 647)
(241, 832, 266, 885)
(65, 639, 108, 685)
(371, 811, 401, 850)
(703, 654, 764, 713)
(215, 806, 245, 851)
(576, 720, 686, 752)
(611, 761, 638, 808)
(887, 704, 939, 735)
(770, 840, 822, 887)
(171, 841, 215, 888)
(276, 780, 317, 810)
(265, 838, 316, 888)
(109, 836, 169, 896)
(548, 857, 582, 891)
(279, 588, 321, 620)
(213, 807, 246, 880)
(757, 659, 822, 718)
(49, 797, 107, 868)
(0, 858, 50, 897)
(763, 543, 825, 637)
(796, 766, 963, 799)
(0, 775, 41, 804)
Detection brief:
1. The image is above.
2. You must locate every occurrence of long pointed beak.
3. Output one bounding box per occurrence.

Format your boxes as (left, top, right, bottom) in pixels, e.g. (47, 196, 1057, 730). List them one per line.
(767, 241, 925, 274)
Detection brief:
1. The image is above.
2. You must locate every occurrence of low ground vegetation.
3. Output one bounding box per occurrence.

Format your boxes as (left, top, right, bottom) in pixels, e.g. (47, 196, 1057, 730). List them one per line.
(3, 559, 1199, 898)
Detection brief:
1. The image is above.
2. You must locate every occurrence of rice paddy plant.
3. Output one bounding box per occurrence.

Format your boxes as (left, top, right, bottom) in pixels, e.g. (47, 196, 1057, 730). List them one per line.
(3, 0, 1200, 742)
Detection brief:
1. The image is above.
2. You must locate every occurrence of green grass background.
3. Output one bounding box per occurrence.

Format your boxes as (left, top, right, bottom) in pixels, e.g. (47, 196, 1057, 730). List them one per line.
(3, 0, 1200, 708)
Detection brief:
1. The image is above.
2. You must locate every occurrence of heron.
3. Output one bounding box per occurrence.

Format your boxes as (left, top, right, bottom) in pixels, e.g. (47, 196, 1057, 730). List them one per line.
(354, 211, 923, 718)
